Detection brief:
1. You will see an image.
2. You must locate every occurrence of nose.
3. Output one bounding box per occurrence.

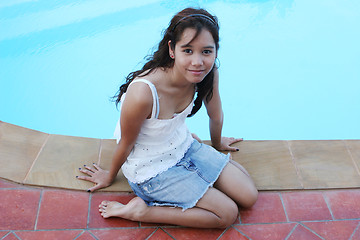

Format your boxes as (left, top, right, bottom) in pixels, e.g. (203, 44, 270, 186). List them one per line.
(191, 54, 203, 66)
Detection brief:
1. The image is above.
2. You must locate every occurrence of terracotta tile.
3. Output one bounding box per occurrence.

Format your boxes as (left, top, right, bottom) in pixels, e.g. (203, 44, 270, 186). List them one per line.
(24, 134, 100, 190)
(147, 228, 174, 240)
(235, 223, 296, 240)
(77, 231, 97, 240)
(0, 122, 48, 183)
(289, 140, 360, 188)
(345, 140, 360, 173)
(240, 192, 287, 224)
(0, 189, 41, 230)
(281, 191, 332, 221)
(325, 189, 360, 220)
(36, 190, 89, 229)
(75, 231, 97, 240)
(287, 224, 322, 240)
(0, 232, 10, 238)
(15, 230, 82, 240)
(88, 192, 139, 228)
(91, 229, 155, 240)
(2, 233, 18, 240)
(98, 139, 132, 192)
(303, 220, 359, 240)
(164, 228, 224, 240)
(352, 224, 360, 240)
(0, 179, 22, 188)
(219, 227, 249, 240)
(230, 141, 301, 190)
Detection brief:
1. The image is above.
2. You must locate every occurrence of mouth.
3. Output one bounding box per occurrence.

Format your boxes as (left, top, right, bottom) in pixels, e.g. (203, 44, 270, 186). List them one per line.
(188, 69, 205, 76)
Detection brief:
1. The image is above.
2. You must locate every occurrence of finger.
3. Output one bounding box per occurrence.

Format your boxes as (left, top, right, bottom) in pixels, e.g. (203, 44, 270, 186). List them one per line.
(84, 165, 95, 173)
(92, 163, 100, 171)
(79, 168, 94, 176)
(232, 138, 243, 143)
(87, 184, 104, 193)
(229, 138, 243, 145)
(76, 175, 94, 182)
(228, 146, 240, 152)
(222, 145, 240, 152)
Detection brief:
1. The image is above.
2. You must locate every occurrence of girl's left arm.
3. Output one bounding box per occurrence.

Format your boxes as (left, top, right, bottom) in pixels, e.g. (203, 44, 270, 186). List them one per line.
(204, 68, 243, 151)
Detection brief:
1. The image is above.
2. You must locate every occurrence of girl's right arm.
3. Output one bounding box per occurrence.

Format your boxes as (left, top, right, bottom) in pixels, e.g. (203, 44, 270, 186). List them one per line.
(78, 82, 153, 192)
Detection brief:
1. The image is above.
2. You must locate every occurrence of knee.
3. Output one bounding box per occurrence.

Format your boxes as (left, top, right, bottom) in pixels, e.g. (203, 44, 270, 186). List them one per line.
(241, 187, 258, 209)
(217, 200, 238, 228)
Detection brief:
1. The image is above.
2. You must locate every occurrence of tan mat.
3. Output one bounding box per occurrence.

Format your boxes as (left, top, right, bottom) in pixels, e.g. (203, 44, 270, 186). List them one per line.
(1, 121, 360, 192)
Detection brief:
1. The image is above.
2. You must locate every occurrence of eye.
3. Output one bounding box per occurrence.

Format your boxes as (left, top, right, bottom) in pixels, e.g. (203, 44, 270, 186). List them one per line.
(203, 50, 213, 55)
(183, 49, 192, 54)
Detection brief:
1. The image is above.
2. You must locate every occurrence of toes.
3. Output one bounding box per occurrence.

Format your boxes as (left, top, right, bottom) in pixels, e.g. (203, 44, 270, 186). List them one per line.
(100, 201, 109, 207)
(99, 204, 107, 211)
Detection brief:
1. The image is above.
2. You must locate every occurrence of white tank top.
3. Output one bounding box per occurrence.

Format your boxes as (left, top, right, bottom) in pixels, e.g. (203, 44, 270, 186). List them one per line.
(114, 79, 195, 183)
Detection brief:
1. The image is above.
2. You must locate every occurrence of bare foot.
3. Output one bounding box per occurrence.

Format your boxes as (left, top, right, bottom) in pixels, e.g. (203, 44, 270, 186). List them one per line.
(98, 197, 148, 221)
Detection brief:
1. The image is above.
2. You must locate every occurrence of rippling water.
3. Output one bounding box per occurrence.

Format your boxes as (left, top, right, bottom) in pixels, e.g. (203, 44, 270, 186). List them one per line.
(1, 0, 359, 140)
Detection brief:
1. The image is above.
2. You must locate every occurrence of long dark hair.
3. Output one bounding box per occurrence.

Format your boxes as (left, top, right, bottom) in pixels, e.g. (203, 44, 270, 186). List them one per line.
(114, 8, 220, 117)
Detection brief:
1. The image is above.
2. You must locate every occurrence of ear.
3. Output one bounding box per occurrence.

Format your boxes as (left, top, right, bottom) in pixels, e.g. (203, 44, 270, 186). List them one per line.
(168, 40, 175, 59)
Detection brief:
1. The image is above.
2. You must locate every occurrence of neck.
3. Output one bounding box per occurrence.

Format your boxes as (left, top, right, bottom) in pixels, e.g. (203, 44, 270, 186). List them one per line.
(167, 67, 195, 89)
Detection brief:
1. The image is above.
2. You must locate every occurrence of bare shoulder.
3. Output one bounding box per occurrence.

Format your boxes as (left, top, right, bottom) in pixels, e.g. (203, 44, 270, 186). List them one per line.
(122, 81, 153, 113)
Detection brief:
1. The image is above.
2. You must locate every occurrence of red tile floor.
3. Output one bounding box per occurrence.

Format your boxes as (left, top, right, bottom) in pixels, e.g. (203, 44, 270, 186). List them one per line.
(1, 179, 360, 240)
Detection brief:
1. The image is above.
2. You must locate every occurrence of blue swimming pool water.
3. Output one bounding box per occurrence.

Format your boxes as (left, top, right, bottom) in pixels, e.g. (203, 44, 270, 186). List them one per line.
(1, 0, 359, 140)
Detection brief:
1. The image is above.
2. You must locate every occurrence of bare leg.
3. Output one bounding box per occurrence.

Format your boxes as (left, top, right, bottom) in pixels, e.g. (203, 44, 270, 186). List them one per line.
(214, 161, 258, 208)
(229, 159, 251, 177)
(99, 187, 238, 228)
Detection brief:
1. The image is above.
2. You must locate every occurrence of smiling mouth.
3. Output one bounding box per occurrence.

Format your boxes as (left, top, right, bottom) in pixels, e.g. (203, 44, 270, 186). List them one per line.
(188, 70, 204, 75)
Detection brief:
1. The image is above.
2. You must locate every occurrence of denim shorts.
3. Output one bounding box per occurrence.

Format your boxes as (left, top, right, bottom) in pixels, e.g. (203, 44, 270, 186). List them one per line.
(128, 140, 230, 211)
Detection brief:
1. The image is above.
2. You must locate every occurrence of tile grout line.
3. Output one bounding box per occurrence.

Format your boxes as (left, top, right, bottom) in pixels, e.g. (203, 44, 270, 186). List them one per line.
(231, 226, 253, 240)
(279, 192, 290, 222)
(34, 189, 44, 230)
(349, 221, 360, 240)
(284, 223, 298, 240)
(298, 222, 326, 240)
(73, 230, 85, 240)
(343, 140, 360, 177)
(1, 231, 11, 240)
(145, 228, 162, 240)
(89, 231, 100, 240)
(12, 232, 21, 240)
(286, 140, 304, 189)
(160, 227, 177, 240)
(216, 226, 231, 240)
(7, 232, 20, 240)
(87, 193, 93, 229)
(322, 191, 335, 220)
(23, 134, 50, 184)
(238, 211, 242, 224)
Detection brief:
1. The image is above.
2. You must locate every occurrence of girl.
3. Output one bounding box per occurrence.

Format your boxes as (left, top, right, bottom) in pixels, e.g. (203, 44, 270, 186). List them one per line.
(78, 8, 258, 229)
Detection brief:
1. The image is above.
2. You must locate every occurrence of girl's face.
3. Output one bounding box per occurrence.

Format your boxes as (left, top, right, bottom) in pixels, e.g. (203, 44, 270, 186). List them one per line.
(170, 28, 216, 84)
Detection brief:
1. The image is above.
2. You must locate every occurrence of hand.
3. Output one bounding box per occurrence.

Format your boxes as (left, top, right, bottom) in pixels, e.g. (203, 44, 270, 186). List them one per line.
(215, 137, 243, 152)
(77, 163, 113, 192)
(191, 133, 202, 142)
